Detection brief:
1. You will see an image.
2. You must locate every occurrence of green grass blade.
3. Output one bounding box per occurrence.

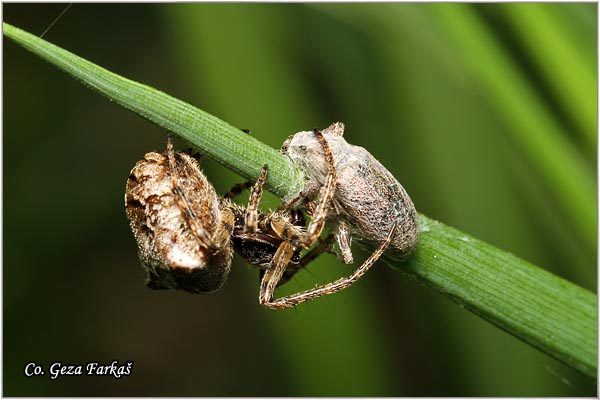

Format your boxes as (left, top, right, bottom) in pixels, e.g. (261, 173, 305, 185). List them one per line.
(403, 216, 597, 377)
(4, 21, 596, 378)
(2, 22, 304, 199)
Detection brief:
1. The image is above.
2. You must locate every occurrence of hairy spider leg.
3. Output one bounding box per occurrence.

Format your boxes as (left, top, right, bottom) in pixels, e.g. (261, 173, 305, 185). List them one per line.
(260, 130, 339, 308)
(223, 181, 254, 200)
(276, 233, 334, 287)
(278, 129, 337, 212)
(261, 221, 398, 309)
(165, 134, 215, 250)
(244, 165, 269, 234)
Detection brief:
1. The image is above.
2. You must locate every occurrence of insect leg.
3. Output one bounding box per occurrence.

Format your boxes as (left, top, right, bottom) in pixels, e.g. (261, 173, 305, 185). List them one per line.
(334, 220, 354, 264)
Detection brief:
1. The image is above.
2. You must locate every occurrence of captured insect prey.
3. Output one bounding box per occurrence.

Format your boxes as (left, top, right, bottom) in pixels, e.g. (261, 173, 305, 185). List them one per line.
(281, 122, 419, 264)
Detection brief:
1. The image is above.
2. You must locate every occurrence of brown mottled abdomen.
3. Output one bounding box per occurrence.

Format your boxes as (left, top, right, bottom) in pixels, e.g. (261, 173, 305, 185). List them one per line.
(125, 150, 232, 293)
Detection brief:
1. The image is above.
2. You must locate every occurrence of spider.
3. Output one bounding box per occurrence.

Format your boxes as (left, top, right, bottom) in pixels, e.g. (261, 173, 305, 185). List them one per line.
(224, 163, 335, 309)
(124, 134, 335, 308)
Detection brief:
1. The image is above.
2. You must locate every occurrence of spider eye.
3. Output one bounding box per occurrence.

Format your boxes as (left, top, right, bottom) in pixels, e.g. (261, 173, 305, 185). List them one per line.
(298, 145, 307, 152)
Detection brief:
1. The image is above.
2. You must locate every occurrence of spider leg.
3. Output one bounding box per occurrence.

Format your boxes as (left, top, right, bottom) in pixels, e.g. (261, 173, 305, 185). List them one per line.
(244, 165, 268, 234)
(265, 221, 397, 309)
(223, 181, 254, 200)
(165, 134, 213, 249)
(296, 129, 337, 249)
(278, 128, 337, 215)
(213, 206, 235, 252)
(277, 233, 334, 287)
(259, 241, 296, 308)
(277, 179, 321, 211)
(299, 173, 334, 248)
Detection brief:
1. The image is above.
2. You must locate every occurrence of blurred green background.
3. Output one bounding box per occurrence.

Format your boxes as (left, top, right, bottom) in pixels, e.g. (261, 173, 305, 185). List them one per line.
(4, 3, 596, 396)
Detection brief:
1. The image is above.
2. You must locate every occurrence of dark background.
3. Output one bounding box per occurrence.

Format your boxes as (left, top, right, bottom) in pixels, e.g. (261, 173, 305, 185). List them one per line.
(4, 3, 596, 396)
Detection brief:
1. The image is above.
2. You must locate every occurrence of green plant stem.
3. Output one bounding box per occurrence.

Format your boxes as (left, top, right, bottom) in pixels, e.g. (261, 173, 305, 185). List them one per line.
(2, 23, 304, 198)
(4, 22, 596, 378)
(400, 218, 596, 378)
